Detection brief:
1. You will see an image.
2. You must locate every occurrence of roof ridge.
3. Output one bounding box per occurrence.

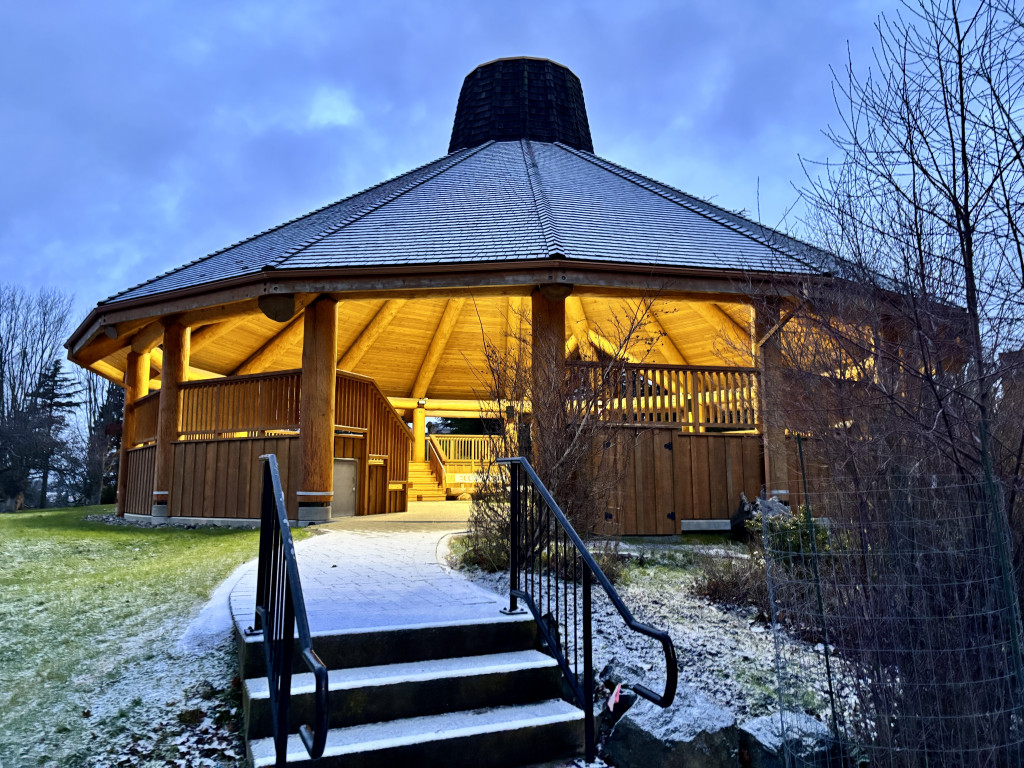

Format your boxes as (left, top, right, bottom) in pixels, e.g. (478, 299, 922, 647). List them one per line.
(520, 139, 563, 257)
(553, 143, 825, 273)
(269, 141, 494, 270)
(101, 146, 482, 304)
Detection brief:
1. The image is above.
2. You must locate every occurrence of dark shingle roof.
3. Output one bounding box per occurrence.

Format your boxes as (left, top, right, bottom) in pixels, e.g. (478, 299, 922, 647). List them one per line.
(105, 140, 826, 305)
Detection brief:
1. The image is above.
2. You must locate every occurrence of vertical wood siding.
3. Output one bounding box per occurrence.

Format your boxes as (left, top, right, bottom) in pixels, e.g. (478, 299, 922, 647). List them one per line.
(607, 430, 765, 535)
(123, 445, 156, 516)
(169, 435, 300, 520)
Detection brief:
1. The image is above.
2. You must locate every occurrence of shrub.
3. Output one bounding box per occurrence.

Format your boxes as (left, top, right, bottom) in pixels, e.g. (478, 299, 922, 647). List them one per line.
(691, 550, 770, 620)
(750, 507, 833, 565)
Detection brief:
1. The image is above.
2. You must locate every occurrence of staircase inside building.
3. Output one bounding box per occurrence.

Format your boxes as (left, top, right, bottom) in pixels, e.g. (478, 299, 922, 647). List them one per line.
(240, 615, 584, 767)
(407, 461, 447, 501)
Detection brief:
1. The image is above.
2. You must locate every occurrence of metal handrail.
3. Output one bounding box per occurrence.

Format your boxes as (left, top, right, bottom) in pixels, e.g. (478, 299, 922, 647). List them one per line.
(253, 454, 329, 766)
(498, 457, 677, 762)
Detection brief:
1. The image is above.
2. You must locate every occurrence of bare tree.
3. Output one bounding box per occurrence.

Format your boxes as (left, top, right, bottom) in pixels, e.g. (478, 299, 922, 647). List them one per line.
(0, 284, 76, 508)
(460, 295, 662, 568)
(756, 2, 1024, 764)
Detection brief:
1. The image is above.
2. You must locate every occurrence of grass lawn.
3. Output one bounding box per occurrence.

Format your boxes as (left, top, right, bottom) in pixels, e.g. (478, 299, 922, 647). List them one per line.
(0, 505, 309, 766)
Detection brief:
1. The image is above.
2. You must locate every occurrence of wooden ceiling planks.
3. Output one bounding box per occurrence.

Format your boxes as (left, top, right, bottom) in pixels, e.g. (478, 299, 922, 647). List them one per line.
(79, 290, 760, 401)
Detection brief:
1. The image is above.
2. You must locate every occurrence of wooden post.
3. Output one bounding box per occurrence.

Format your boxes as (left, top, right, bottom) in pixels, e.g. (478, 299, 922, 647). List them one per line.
(152, 321, 189, 517)
(413, 402, 426, 462)
(297, 296, 338, 523)
(755, 299, 788, 500)
(116, 350, 150, 517)
(531, 284, 570, 473)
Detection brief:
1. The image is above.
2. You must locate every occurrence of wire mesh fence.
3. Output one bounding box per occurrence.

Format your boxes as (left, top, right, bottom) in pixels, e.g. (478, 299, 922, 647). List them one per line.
(763, 442, 1024, 767)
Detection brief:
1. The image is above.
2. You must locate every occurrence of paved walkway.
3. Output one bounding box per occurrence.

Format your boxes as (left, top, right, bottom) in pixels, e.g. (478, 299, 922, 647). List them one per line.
(228, 502, 513, 635)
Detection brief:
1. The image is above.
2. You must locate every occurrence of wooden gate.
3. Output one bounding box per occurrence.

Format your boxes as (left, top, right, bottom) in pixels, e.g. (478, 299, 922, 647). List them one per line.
(606, 429, 764, 535)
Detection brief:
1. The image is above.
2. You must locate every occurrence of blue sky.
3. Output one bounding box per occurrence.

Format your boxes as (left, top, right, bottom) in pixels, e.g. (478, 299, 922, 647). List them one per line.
(1, 1, 892, 320)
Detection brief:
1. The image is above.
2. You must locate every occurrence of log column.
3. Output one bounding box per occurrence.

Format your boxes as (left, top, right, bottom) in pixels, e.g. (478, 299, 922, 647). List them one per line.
(152, 320, 189, 517)
(412, 401, 426, 462)
(755, 299, 789, 499)
(530, 284, 571, 473)
(116, 350, 150, 517)
(297, 296, 338, 523)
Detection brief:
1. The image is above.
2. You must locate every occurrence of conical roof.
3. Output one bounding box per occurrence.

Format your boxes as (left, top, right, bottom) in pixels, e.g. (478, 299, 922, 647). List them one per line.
(106, 138, 823, 305)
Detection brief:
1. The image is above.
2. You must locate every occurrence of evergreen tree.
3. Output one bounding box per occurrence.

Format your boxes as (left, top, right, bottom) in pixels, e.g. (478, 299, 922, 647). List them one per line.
(25, 361, 81, 508)
(79, 382, 123, 505)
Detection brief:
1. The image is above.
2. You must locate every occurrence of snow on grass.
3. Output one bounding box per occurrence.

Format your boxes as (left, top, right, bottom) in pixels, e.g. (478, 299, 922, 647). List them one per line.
(452, 538, 822, 727)
(0, 505, 309, 767)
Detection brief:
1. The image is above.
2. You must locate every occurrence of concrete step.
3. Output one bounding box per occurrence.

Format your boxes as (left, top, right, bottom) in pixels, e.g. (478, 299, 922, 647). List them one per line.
(239, 614, 538, 679)
(244, 650, 563, 738)
(248, 699, 584, 768)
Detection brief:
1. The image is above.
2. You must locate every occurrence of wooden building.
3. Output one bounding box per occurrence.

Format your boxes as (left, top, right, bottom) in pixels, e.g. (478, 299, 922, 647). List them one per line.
(66, 57, 827, 531)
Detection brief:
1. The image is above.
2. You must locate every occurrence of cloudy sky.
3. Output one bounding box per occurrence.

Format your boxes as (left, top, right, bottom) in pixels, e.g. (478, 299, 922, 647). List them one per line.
(1, 0, 893, 321)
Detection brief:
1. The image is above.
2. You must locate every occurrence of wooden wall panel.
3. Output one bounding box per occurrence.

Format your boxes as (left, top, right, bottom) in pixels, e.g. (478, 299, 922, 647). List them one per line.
(123, 446, 156, 516)
(653, 431, 676, 535)
(608, 430, 765, 535)
(168, 436, 299, 520)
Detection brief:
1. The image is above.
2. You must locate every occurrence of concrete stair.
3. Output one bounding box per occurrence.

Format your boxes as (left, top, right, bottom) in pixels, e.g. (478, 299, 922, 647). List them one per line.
(240, 616, 584, 767)
(407, 460, 447, 501)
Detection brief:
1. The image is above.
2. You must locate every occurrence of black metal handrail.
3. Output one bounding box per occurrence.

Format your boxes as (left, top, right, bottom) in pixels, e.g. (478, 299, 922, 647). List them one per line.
(498, 457, 677, 762)
(253, 454, 329, 766)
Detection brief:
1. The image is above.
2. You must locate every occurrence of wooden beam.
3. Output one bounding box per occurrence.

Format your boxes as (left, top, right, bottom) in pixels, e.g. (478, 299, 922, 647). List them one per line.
(506, 296, 525, 361)
(130, 321, 164, 354)
(104, 317, 150, 341)
(756, 300, 788, 494)
(412, 405, 426, 462)
(564, 296, 594, 360)
(338, 299, 406, 370)
(411, 298, 466, 399)
(189, 316, 248, 354)
(90, 360, 126, 386)
(148, 347, 222, 381)
(531, 287, 567, 467)
(587, 329, 641, 363)
(152, 321, 189, 515)
(233, 315, 305, 375)
(76, 332, 129, 366)
(626, 300, 689, 365)
(690, 302, 749, 339)
(390, 396, 528, 414)
(298, 297, 338, 517)
(117, 350, 149, 516)
(177, 299, 264, 329)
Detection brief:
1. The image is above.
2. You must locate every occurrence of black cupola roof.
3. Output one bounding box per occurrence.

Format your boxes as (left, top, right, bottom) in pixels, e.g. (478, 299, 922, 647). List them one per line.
(448, 57, 594, 153)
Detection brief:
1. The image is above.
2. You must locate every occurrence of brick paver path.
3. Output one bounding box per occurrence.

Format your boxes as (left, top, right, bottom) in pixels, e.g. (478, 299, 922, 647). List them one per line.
(229, 505, 509, 634)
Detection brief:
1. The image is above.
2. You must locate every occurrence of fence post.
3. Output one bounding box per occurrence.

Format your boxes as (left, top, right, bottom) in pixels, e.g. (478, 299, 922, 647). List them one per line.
(507, 461, 520, 614)
(583, 574, 594, 762)
(252, 459, 272, 633)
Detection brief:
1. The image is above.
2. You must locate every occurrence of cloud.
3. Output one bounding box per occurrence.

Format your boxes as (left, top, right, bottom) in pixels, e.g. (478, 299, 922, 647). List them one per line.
(308, 87, 361, 128)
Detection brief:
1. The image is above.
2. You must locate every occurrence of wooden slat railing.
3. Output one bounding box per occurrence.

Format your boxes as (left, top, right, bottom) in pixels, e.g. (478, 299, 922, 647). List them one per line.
(426, 435, 448, 492)
(335, 371, 413, 487)
(568, 361, 760, 432)
(179, 370, 301, 440)
(432, 435, 497, 465)
(131, 392, 160, 447)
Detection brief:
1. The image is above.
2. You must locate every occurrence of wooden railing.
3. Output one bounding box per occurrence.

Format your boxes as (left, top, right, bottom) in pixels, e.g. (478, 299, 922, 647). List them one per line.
(567, 362, 760, 432)
(179, 370, 301, 440)
(335, 371, 413, 487)
(432, 435, 497, 465)
(131, 392, 160, 447)
(426, 435, 448, 492)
